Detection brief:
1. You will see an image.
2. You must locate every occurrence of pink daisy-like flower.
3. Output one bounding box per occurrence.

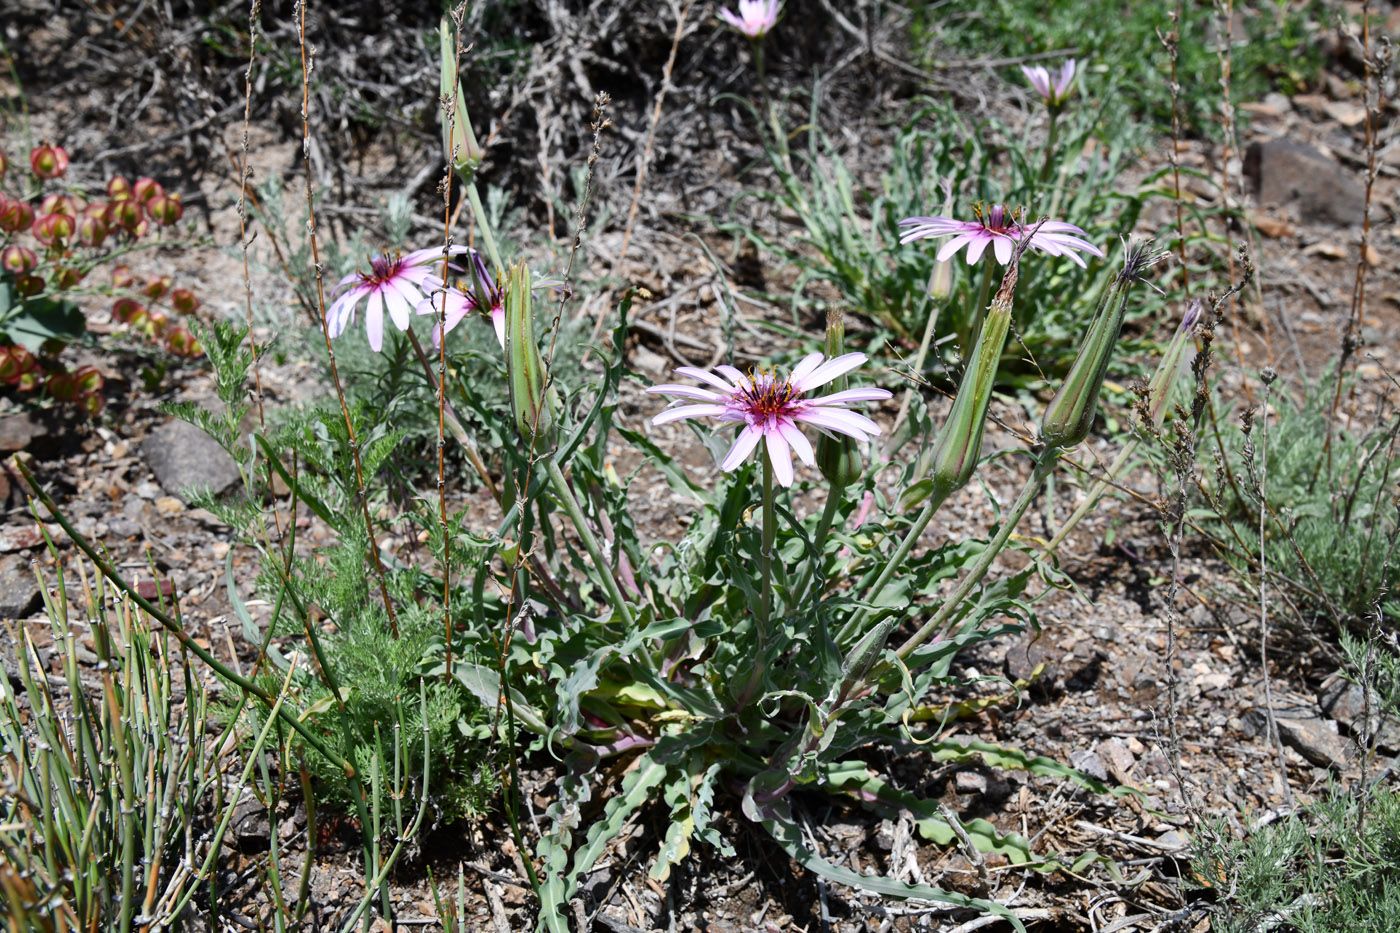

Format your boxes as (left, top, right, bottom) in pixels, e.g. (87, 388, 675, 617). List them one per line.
(898, 203, 1105, 269)
(647, 352, 891, 487)
(416, 249, 505, 349)
(719, 0, 782, 39)
(1021, 59, 1077, 107)
(416, 251, 565, 350)
(326, 246, 466, 351)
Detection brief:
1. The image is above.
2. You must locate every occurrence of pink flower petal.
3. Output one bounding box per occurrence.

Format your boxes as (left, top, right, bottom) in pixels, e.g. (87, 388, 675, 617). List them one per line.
(365, 290, 385, 352)
(721, 424, 764, 472)
(813, 387, 892, 405)
(674, 366, 740, 392)
(765, 427, 794, 487)
(653, 404, 731, 425)
(776, 419, 814, 465)
(797, 352, 868, 391)
(991, 235, 1014, 265)
(645, 385, 723, 402)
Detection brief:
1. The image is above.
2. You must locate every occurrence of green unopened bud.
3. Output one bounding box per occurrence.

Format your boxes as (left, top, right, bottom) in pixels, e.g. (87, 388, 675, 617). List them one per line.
(905, 264, 1020, 510)
(1141, 298, 1202, 433)
(504, 262, 557, 446)
(816, 309, 864, 488)
(1041, 239, 1167, 450)
(440, 18, 486, 178)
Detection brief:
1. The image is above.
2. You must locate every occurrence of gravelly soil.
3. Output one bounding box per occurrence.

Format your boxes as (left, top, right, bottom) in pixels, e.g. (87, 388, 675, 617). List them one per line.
(3, 2, 1399, 931)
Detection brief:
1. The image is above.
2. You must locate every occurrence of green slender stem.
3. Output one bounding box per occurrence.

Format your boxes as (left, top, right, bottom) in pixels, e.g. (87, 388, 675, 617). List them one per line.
(760, 457, 776, 630)
(836, 488, 951, 645)
(1045, 439, 1139, 554)
(1038, 110, 1060, 185)
(463, 180, 504, 273)
(544, 459, 637, 631)
(884, 292, 940, 460)
(789, 486, 843, 610)
(896, 453, 1058, 660)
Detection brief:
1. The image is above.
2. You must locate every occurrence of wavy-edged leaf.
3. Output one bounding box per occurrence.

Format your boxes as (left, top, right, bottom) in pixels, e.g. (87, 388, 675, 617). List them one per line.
(759, 798, 1026, 932)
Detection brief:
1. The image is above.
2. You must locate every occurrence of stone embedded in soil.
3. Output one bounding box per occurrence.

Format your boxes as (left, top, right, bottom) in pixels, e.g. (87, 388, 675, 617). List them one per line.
(1242, 139, 1366, 227)
(1317, 678, 1400, 753)
(1069, 749, 1109, 783)
(0, 554, 43, 621)
(0, 411, 61, 457)
(141, 419, 242, 503)
(1243, 709, 1353, 769)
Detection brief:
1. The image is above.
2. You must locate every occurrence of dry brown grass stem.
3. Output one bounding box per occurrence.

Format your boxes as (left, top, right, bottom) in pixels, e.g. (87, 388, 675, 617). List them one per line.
(295, 0, 399, 638)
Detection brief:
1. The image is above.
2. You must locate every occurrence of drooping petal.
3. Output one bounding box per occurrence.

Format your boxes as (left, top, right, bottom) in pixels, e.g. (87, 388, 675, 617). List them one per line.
(382, 282, 413, 332)
(765, 426, 794, 487)
(991, 234, 1014, 265)
(963, 234, 992, 265)
(935, 233, 976, 263)
(777, 419, 814, 465)
(715, 364, 747, 386)
(720, 424, 765, 472)
(491, 307, 506, 348)
(365, 290, 385, 352)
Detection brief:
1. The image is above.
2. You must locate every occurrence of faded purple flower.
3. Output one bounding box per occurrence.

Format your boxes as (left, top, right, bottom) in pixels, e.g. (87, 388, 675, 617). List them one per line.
(416, 250, 564, 350)
(898, 203, 1104, 269)
(326, 246, 466, 351)
(1021, 59, 1076, 107)
(720, 0, 782, 39)
(647, 352, 891, 487)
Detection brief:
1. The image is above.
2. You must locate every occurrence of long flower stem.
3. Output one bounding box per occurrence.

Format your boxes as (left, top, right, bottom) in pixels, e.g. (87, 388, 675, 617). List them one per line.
(1045, 439, 1139, 554)
(1038, 110, 1060, 186)
(544, 458, 636, 631)
(884, 293, 941, 459)
(837, 488, 951, 645)
(896, 453, 1058, 660)
(760, 456, 776, 632)
(463, 180, 504, 273)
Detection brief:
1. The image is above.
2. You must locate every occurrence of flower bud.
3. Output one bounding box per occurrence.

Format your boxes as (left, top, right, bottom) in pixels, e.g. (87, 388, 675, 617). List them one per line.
(170, 288, 199, 315)
(32, 212, 75, 247)
(112, 297, 145, 324)
(142, 275, 172, 300)
(1140, 299, 1202, 433)
(80, 392, 105, 417)
(904, 263, 1020, 510)
(146, 192, 182, 226)
(55, 266, 84, 290)
(105, 198, 143, 231)
(112, 265, 135, 289)
(1041, 239, 1168, 451)
(0, 197, 34, 233)
(15, 274, 44, 298)
(166, 325, 200, 357)
(440, 18, 486, 179)
(133, 176, 163, 204)
(39, 193, 79, 217)
(0, 344, 37, 384)
(816, 309, 864, 488)
(47, 371, 80, 402)
(30, 142, 69, 179)
(1, 245, 37, 274)
(144, 311, 169, 339)
(107, 176, 133, 200)
(77, 213, 107, 248)
(129, 218, 150, 239)
(503, 261, 557, 445)
(73, 366, 103, 395)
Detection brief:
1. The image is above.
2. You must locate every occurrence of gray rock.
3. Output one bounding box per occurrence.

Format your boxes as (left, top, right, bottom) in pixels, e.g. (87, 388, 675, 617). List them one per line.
(1099, 738, 1137, 782)
(230, 794, 271, 853)
(1243, 709, 1353, 769)
(1243, 140, 1365, 227)
(1070, 750, 1109, 783)
(0, 554, 42, 621)
(1317, 678, 1400, 753)
(954, 770, 988, 795)
(0, 411, 48, 454)
(141, 419, 242, 503)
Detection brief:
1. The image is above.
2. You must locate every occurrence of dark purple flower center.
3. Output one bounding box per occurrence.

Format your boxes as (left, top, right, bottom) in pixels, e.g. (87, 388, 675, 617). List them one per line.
(973, 202, 1022, 233)
(739, 373, 800, 419)
(361, 253, 407, 287)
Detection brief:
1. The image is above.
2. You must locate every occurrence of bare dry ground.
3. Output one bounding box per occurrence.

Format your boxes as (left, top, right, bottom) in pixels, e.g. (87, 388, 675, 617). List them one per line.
(3, 1, 1398, 930)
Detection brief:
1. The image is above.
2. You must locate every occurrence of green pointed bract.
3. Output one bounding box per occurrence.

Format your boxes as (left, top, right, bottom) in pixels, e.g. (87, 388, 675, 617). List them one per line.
(504, 262, 556, 446)
(1141, 298, 1202, 433)
(816, 309, 864, 488)
(439, 18, 484, 178)
(908, 264, 1019, 510)
(1041, 242, 1163, 450)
